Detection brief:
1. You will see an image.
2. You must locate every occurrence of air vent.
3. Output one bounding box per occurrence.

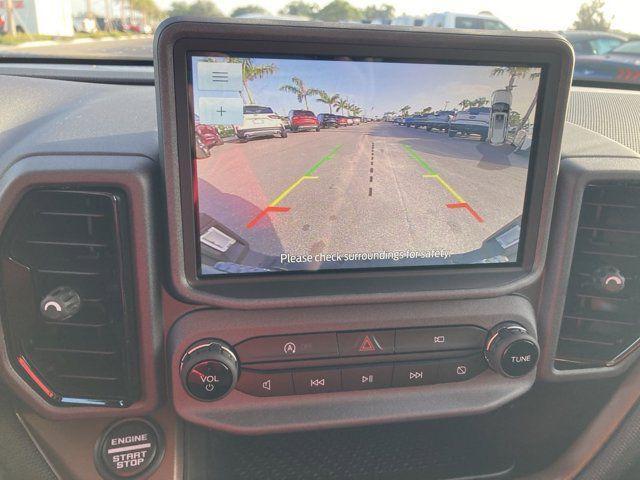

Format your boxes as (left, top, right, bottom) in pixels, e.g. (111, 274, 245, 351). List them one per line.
(0, 189, 139, 407)
(555, 182, 640, 370)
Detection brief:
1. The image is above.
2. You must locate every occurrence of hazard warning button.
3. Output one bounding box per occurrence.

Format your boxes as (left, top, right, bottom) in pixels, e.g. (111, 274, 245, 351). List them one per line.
(337, 330, 395, 356)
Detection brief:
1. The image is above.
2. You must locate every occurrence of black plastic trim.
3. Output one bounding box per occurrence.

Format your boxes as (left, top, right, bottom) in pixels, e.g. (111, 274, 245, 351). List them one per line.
(0, 155, 162, 419)
(154, 18, 574, 309)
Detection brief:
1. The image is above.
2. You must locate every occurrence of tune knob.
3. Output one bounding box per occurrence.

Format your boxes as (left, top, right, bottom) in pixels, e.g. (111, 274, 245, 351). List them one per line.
(180, 339, 238, 401)
(40, 286, 81, 321)
(484, 322, 539, 378)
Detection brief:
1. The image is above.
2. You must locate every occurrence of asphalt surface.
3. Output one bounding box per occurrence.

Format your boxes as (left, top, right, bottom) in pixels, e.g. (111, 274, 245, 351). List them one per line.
(0, 37, 153, 59)
(197, 122, 529, 271)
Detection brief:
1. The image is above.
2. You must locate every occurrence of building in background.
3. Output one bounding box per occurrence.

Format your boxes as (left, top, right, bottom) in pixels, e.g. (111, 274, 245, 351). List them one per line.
(0, 0, 74, 36)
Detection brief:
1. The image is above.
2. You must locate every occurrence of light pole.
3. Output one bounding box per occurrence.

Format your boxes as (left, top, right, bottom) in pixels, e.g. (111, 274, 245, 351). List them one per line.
(6, 0, 17, 35)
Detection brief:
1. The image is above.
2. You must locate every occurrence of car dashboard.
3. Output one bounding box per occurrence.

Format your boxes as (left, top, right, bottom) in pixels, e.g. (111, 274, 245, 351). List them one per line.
(0, 20, 640, 480)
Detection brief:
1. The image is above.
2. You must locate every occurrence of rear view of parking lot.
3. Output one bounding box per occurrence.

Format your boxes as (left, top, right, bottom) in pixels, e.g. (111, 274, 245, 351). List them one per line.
(196, 121, 529, 265)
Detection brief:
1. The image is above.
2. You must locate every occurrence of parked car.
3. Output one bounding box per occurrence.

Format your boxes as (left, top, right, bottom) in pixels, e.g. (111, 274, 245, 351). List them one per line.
(572, 40, 640, 85)
(288, 110, 320, 132)
(404, 114, 427, 127)
(194, 117, 224, 159)
(279, 115, 291, 130)
(336, 116, 350, 127)
(423, 12, 510, 30)
(424, 110, 455, 131)
(346, 117, 354, 126)
(561, 31, 627, 56)
(235, 105, 287, 141)
(350, 116, 362, 125)
(73, 16, 97, 34)
(448, 107, 491, 140)
(317, 113, 339, 128)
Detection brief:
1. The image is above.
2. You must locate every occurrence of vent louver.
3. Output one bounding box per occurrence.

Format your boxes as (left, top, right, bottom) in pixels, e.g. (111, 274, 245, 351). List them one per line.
(555, 182, 640, 370)
(0, 189, 139, 406)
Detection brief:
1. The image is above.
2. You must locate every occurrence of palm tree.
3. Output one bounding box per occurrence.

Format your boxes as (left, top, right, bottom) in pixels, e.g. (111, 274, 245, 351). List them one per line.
(279, 77, 322, 110)
(418, 106, 433, 115)
(458, 99, 472, 110)
(471, 97, 489, 107)
(492, 66, 541, 130)
(399, 105, 411, 116)
(336, 98, 350, 115)
(351, 105, 363, 117)
(316, 91, 340, 114)
(491, 66, 541, 92)
(228, 58, 278, 105)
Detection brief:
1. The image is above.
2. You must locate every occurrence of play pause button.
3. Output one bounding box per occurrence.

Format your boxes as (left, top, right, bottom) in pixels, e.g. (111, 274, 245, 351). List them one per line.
(341, 365, 393, 391)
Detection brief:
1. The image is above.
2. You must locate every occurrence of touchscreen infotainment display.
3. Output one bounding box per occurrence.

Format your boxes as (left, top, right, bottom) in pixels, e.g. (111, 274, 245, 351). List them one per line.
(188, 54, 542, 276)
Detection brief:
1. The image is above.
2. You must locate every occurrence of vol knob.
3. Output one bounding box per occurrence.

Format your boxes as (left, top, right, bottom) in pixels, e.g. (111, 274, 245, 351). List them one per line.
(40, 286, 81, 321)
(180, 339, 238, 401)
(484, 322, 539, 378)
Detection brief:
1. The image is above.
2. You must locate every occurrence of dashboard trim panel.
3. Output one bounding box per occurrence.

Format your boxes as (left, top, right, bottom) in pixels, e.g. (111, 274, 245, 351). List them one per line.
(0, 155, 163, 419)
(167, 295, 537, 434)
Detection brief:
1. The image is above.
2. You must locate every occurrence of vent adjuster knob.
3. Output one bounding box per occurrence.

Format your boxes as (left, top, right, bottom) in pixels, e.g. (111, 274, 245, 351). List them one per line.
(40, 286, 82, 321)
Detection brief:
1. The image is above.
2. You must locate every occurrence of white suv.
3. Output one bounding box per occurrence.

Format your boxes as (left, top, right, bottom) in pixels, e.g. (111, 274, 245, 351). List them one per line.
(423, 12, 510, 30)
(235, 105, 287, 141)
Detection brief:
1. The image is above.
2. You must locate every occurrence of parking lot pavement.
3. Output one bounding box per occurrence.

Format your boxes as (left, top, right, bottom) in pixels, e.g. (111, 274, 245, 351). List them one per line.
(196, 122, 528, 262)
(0, 37, 153, 59)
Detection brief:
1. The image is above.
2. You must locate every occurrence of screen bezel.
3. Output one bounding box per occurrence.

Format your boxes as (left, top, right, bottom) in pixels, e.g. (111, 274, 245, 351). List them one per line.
(187, 51, 544, 278)
(156, 19, 573, 307)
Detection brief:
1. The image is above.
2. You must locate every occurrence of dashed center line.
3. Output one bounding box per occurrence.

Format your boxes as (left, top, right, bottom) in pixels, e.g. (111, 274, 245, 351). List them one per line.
(369, 142, 375, 197)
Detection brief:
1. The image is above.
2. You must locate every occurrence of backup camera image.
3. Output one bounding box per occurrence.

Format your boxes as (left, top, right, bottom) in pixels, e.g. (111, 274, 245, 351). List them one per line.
(189, 54, 542, 275)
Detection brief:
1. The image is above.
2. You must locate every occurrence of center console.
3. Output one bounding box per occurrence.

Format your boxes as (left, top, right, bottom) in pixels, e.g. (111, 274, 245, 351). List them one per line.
(154, 18, 573, 434)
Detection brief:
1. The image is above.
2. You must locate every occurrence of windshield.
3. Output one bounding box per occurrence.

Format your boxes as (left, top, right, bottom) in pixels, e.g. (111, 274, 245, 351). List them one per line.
(611, 40, 640, 55)
(243, 105, 274, 114)
(0, 0, 637, 87)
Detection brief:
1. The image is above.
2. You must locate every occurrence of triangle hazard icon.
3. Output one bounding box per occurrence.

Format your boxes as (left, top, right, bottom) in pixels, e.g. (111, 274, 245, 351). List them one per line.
(358, 335, 377, 352)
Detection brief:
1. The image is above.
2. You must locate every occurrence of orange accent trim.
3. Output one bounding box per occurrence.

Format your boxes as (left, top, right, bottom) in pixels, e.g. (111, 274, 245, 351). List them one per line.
(17, 356, 55, 398)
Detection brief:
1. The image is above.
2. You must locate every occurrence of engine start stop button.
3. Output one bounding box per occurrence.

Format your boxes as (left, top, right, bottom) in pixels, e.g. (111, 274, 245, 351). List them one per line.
(96, 418, 163, 479)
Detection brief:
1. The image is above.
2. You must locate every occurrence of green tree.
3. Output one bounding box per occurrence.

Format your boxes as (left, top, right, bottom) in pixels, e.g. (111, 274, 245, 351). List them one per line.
(316, 91, 340, 114)
(169, 0, 224, 17)
(336, 98, 350, 115)
(316, 0, 363, 22)
(351, 105, 363, 117)
(491, 66, 540, 91)
(228, 58, 278, 104)
(280, 77, 322, 109)
(131, 0, 162, 20)
(363, 4, 395, 23)
(458, 99, 472, 109)
(399, 105, 411, 116)
(418, 106, 433, 115)
(279, 1, 320, 18)
(231, 5, 269, 17)
(573, 0, 612, 31)
(471, 97, 489, 107)
(509, 110, 522, 127)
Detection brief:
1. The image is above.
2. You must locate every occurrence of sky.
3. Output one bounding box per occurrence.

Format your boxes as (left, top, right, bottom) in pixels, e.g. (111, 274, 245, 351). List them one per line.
(192, 55, 541, 120)
(151, 0, 639, 34)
